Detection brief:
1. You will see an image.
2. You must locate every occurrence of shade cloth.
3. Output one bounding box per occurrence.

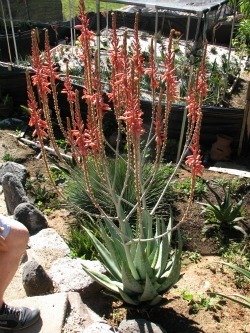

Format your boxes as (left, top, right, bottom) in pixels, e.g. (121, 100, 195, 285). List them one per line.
(100, 0, 229, 14)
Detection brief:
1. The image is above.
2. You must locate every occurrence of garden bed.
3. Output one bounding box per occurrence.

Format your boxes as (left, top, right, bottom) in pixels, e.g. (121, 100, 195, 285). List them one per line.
(0, 128, 249, 333)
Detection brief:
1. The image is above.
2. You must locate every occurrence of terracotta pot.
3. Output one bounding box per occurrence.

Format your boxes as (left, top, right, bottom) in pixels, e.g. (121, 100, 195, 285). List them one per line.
(210, 134, 232, 161)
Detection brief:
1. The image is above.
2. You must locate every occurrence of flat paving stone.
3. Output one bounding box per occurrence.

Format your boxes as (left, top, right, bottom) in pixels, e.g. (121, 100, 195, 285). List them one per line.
(8, 293, 68, 333)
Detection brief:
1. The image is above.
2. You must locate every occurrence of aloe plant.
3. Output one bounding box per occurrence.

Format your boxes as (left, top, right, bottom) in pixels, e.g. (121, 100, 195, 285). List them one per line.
(27, 1, 207, 306)
(201, 182, 246, 237)
(82, 209, 182, 305)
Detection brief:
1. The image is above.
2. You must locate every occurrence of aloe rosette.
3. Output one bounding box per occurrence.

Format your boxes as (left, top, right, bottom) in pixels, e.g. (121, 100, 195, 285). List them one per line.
(82, 209, 182, 305)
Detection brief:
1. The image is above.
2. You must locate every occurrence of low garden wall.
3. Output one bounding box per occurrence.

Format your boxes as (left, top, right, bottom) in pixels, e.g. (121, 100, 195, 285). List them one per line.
(0, 69, 244, 155)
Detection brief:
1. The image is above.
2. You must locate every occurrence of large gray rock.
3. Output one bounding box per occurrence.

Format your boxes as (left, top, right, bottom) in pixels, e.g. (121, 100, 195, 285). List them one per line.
(14, 202, 48, 235)
(118, 319, 166, 333)
(28, 228, 70, 270)
(2, 172, 29, 214)
(49, 258, 106, 296)
(0, 161, 28, 185)
(22, 259, 54, 296)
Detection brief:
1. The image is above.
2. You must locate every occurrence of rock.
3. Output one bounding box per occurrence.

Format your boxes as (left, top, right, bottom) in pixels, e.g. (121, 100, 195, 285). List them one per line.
(9, 293, 68, 333)
(0, 161, 28, 185)
(22, 260, 54, 296)
(49, 258, 106, 296)
(28, 228, 70, 270)
(64, 292, 110, 333)
(0, 118, 26, 130)
(2, 172, 29, 214)
(118, 319, 166, 333)
(14, 202, 48, 235)
(82, 323, 117, 333)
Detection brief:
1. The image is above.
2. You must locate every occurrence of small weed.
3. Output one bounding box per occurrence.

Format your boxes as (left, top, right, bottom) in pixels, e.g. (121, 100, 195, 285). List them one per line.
(175, 177, 207, 200)
(50, 166, 67, 185)
(55, 139, 68, 151)
(181, 290, 222, 314)
(2, 152, 16, 162)
(182, 251, 202, 264)
(25, 173, 59, 212)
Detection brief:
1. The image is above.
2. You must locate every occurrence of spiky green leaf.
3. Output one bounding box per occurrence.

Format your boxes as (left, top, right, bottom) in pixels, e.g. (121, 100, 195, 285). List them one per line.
(139, 273, 159, 302)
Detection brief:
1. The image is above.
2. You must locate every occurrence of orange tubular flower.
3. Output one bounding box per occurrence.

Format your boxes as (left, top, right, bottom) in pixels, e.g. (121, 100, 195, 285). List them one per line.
(186, 87, 200, 125)
(28, 111, 48, 139)
(27, 73, 48, 140)
(185, 145, 204, 176)
(62, 75, 76, 104)
(185, 44, 208, 177)
(161, 31, 178, 103)
(144, 40, 159, 90)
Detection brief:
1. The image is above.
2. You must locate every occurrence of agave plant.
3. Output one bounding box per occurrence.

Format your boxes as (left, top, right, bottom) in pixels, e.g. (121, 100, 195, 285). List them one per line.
(201, 182, 246, 237)
(216, 262, 250, 308)
(26, 0, 207, 305)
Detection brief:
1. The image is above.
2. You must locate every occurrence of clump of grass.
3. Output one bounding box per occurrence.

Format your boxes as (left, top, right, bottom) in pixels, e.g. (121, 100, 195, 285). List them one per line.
(2, 152, 17, 162)
(67, 225, 98, 260)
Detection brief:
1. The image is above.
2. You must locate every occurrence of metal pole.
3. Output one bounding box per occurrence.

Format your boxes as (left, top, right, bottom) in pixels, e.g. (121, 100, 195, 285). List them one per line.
(154, 7, 159, 59)
(0, 0, 12, 63)
(96, 0, 101, 69)
(226, 3, 236, 75)
(222, 2, 236, 98)
(185, 14, 191, 54)
(202, 12, 208, 41)
(68, 0, 74, 49)
(6, 0, 19, 65)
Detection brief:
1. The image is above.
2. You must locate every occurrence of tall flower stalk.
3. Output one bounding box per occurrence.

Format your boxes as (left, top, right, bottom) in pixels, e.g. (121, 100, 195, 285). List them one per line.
(27, 1, 207, 305)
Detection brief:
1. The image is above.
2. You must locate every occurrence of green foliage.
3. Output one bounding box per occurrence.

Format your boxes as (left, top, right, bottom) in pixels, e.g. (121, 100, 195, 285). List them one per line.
(201, 181, 246, 237)
(182, 251, 202, 264)
(65, 158, 175, 223)
(181, 290, 222, 314)
(2, 152, 17, 162)
(67, 226, 97, 259)
(230, 0, 250, 17)
(25, 173, 59, 212)
(82, 210, 182, 305)
(175, 177, 207, 200)
(55, 139, 68, 151)
(216, 262, 250, 309)
(50, 165, 67, 184)
(61, 0, 122, 19)
(220, 241, 250, 289)
(233, 19, 250, 57)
